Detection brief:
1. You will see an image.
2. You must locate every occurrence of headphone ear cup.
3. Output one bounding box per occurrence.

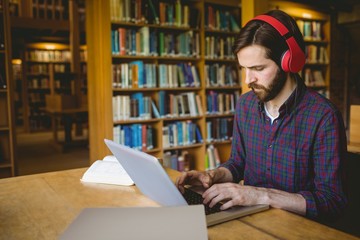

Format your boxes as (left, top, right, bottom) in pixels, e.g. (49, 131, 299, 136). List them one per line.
(281, 50, 291, 72)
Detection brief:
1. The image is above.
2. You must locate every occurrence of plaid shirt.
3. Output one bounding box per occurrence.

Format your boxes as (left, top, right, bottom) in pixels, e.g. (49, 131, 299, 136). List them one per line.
(221, 79, 347, 219)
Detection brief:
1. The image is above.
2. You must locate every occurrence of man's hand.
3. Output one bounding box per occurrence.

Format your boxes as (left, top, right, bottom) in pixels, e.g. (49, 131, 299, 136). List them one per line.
(202, 182, 307, 215)
(202, 183, 268, 210)
(175, 170, 215, 193)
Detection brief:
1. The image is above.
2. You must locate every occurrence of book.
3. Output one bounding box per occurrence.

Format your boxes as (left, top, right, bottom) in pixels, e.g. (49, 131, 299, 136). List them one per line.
(81, 155, 134, 186)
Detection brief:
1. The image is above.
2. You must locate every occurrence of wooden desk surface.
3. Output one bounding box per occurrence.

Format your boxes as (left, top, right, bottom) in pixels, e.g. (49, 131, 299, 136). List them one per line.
(0, 168, 358, 240)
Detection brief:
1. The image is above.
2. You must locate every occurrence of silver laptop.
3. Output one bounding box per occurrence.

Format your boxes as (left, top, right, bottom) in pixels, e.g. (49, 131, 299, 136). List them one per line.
(61, 205, 208, 240)
(104, 139, 269, 226)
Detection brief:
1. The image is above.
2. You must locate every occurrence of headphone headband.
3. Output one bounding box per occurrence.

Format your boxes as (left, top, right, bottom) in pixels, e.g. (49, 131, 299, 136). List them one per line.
(252, 15, 305, 73)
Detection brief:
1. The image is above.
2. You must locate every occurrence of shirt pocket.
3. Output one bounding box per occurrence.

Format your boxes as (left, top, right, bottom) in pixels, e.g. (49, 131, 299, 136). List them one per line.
(272, 145, 311, 193)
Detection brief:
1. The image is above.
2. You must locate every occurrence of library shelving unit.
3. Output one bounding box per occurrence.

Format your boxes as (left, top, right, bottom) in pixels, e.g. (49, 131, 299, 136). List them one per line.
(0, 0, 16, 178)
(203, 1, 242, 168)
(22, 43, 73, 132)
(269, 1, 331, 98)
(86, 0, 242, 170)
(9, 0, 87, 133)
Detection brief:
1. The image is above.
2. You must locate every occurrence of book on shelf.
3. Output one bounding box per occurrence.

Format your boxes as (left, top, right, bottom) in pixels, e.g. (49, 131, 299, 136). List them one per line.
(296, 20, 323, 41)
(205, 36, 235, 59)
(205, 64, 241, 87)
(229, 15, 240, 32)
(206, 145, 221, 170)
(163, 150, 192, 171)
(112, 28, 199, 57)
(81, 155, 134, 186)
(113, 94, 155, 121)
(206, 118, 233, 143)
(158, 63, 200, 88)
(303, 68, 325, 87)
(112, 62, 157, 88)
(148, 0, 160, 24)
(163, 121, 202, 147)
(113, 124, 154, 150)
(205, 6, 239, 32)
(206, 91, 238, 115)
(162, 91, 202, 118)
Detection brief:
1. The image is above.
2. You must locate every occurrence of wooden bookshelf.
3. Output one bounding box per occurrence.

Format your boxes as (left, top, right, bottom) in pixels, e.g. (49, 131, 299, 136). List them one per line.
(0, 0, 16, 178)
(21, 43, 73, 132)
(8, 0, 87, 134)
(86, 0, 243, 171)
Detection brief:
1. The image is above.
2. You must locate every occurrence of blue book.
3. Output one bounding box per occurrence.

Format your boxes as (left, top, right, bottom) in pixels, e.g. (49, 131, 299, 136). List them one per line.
(176, 121, 183, 146)
(206, 95, 212, 114)
(159, 90, 166, 116)
(131, 29, 136, 55)
(111, 30, 116, 55)
(170, 153, 178, 170)
(123, 125, 132, 147)
(130, 124, 137, 148)
(195, 125, 203, 143)
(151, 100, 160, 118)
(115, 30, 119, 54)
(186, 64, 195, 87)
(190, 122, 196, 144)
(137, 124, 142, 150)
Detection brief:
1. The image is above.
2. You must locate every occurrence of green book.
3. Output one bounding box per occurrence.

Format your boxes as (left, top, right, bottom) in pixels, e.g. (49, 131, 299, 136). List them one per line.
(148, 0, 159, 24)
(230, 15, 240, 32)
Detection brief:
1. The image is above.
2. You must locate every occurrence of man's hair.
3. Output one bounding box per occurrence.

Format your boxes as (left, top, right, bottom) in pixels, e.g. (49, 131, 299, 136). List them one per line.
(232, 10, 305, 69)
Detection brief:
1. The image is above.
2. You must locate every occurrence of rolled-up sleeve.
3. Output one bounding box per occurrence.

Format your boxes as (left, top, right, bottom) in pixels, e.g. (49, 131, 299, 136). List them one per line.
(298, 110, 347, 219)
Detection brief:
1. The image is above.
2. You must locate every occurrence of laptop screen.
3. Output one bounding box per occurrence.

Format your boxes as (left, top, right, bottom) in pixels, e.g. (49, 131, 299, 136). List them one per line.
(104, 139, 188, 206)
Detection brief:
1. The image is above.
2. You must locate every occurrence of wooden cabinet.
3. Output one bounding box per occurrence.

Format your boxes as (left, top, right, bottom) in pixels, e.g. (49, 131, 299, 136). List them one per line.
(0, 0, 16, 178)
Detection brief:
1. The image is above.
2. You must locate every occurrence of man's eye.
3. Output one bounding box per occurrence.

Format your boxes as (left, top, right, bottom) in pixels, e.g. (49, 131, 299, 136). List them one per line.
(254, 67, 264, 71)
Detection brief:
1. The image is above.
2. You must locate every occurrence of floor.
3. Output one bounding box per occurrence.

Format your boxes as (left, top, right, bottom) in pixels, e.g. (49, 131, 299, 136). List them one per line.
(16, 130, 89, 176)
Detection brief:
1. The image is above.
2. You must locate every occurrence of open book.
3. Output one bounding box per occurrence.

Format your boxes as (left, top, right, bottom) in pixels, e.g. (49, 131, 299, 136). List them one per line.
(81, 155, 134, 186)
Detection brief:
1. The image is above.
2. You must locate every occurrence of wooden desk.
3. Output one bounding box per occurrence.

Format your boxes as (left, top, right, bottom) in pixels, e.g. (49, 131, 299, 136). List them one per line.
(0, 168, 357, 240)
(45, 107, 88, 152)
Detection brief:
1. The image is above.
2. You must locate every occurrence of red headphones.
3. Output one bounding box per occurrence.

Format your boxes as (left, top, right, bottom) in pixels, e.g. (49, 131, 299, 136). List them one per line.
(252, 15, 306, 73)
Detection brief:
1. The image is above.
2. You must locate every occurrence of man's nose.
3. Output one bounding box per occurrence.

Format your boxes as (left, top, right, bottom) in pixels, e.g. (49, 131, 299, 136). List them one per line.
(244, 69, 256, 85)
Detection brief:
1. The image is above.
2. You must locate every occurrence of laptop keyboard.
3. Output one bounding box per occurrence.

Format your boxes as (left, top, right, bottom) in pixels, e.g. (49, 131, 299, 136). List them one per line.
(183, 188, 223, 215)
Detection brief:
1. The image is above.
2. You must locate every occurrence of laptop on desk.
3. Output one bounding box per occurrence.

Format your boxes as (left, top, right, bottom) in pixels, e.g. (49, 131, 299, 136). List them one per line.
(104, 139, 269, 227)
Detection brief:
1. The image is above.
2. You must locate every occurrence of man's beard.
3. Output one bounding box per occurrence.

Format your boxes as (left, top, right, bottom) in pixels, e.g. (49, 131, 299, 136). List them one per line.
(248, 69, 287, 102)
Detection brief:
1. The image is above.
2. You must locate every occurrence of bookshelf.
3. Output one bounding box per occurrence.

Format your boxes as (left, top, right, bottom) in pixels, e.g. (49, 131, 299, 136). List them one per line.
(269, 1, 331, 98)
(22, 43, 73, 132)
(8, 0, 87, 134)
(0, 0, 16, 178)
(86, 0, 242, 170)
(19, 43, 88, 133)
